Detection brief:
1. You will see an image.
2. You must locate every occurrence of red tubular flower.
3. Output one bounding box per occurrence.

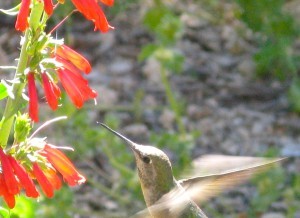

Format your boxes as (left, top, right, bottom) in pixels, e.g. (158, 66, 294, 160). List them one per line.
(52, 44, 97, 108)
(0, 174, 15, 209)
(57, 68, 97, 108)
(26, 45, 96, 113)
(8, 156, 39, 198)
(56, 45, 91, 74)
(43, 0, 54, 16)
(0, 149, 19, 195)
(41, 145, 86, 186)
(42, 73, 61, 110)
(43, 168, 62, 190)
(27, 73, 39, 122)
(15, 0, 31, 31)
(70, 0, 112, 33)
(56, 56, 84, 76)
(32, 163, 54, 198)
(99, 0, 114, 7)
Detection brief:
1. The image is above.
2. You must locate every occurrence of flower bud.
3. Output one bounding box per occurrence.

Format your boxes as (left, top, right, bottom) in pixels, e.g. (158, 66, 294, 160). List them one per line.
(14, 113, 32, 143)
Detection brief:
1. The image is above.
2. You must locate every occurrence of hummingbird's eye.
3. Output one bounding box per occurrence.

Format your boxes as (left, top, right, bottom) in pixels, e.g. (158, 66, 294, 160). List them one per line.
(142, 156, 151, 164)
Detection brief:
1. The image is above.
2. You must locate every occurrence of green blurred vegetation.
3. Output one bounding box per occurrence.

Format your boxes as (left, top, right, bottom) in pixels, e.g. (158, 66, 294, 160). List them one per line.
(235, 0, 300, 112)
(2, 0, 300, 217)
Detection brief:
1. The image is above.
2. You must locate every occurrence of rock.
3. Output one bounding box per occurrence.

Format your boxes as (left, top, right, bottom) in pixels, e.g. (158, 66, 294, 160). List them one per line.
(237, 58, 256, 75)
(109, 58, 134, 75)
(159, 109, 175, 130)
(261, 212, 285, 218)
(93, 86, 119, 106)
(294, 211, 300, 218)
(271, 201, 287, 211)
(251, 122, 266, 135)
(214, 54, 238, 69)
(122, 124, 150, 143)
(221, 25, 251, 54)
(0, 1, 13, 7)
(142, 58, 162, 85)
(110, 76, 137, 94)
(197, 27, 222, 52)
(280, 139, 300, 157)
(143, 94, 158, 107)
(181, 13, 208, 29)
(187, 105, 211, 120)
(98, 32, 116, 53)
(218, 196, 245, 212)
(205, 98, 219, 108)
(143, 109, 158, 127)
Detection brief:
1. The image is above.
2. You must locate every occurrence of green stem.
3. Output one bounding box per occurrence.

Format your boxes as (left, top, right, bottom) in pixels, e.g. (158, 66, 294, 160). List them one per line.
(160, 66, 186, 135)
(0, 1, 44, 147)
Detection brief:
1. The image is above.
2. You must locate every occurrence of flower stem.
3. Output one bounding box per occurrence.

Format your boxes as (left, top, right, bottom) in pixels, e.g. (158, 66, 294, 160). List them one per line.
(0, 1, 44, 148)
(160, 66, 186, 135)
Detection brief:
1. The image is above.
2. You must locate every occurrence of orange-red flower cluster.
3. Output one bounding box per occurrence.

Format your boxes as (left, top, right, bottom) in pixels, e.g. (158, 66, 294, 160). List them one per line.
(55, 45, 97, 108)
(27, 44, 97, 122)
(16, 0, 114, 32)
(0, 145, 85, 209)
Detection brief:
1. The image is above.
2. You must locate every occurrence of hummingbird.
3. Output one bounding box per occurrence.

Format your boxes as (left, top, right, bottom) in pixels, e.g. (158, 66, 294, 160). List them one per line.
(100, 123, 284, 218)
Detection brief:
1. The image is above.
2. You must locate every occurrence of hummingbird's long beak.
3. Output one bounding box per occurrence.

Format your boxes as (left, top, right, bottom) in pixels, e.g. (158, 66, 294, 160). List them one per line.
(99, 123, 140, 153)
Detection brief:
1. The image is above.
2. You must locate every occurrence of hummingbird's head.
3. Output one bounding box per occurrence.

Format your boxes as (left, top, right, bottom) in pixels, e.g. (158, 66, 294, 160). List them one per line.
(132, 144, 175, 207)
(100, 123, 175, 206)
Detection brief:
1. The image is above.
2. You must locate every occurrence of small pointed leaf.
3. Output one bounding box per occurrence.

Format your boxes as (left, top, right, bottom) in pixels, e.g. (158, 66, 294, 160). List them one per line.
(0, 206, 9, 218)
(0, 4, 21, 16)
(1, 80, 14, 99)
(138, 44, 159, 62)
(0, 83, 8, 100)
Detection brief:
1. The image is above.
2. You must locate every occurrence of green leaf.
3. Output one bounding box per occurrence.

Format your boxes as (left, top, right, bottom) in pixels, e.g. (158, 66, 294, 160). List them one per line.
(0, 83, 8, 100)
(143, 6, 183, 46)
(0, 4, 20, 16)
(154, 48, 184, 73)
(0, 206, 9, 218)
(138, 44, 159, 61)
(156, 14, 183, 45)
(1, 80, 14, 99)
(143, 7, 169, 32)
(10, 196, 36, 218)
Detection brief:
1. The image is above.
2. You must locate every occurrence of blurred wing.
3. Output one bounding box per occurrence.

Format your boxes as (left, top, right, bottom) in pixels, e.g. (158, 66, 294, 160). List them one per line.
(131, 156, 285, 218)
(131, 183, 208, 218)
(130, 211, 151, 218)
(179, 156, 285, 204)
(181, 155, 282, 178)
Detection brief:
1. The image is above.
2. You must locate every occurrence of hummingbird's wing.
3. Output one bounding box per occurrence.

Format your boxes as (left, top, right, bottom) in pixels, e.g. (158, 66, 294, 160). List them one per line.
(182, 155, 280, 177)
(131, 184, 208, 218)
(131, 185, 208, 218)
(178, 155, 285, 204)
(131, 156, 284, 218)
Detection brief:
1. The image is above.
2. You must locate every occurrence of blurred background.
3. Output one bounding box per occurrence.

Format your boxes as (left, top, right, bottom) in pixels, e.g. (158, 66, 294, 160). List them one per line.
(1, 0, 300, 217)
